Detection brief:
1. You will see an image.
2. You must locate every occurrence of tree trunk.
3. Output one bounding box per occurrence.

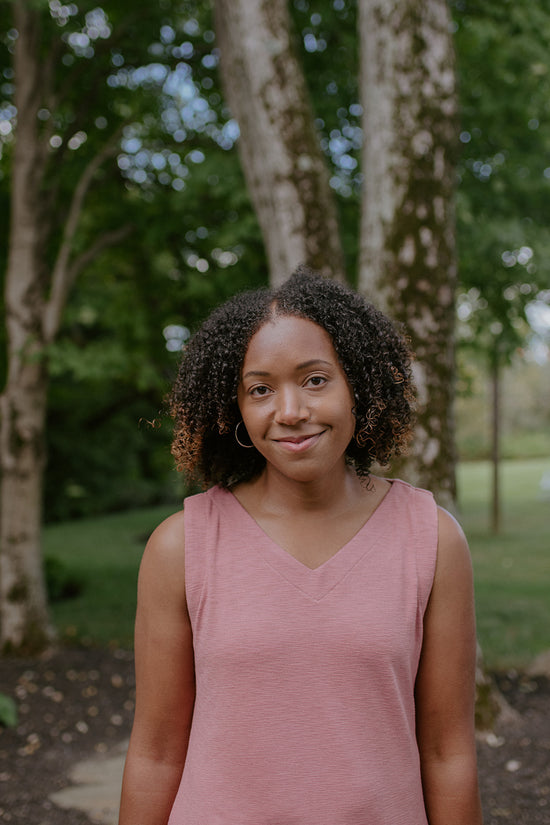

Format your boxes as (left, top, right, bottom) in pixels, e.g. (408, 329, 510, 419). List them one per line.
(358, 0, 458, 509)
(1, 3, 133, 651)
(0, 2, 53, 651)
(0, 366, 52, 653)
(214, 0, 345, 286)
(490, 347, 501, 534)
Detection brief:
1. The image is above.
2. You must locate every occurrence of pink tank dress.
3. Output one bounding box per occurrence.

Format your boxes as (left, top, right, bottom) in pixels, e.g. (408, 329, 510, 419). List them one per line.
(168, 478, 438, 825)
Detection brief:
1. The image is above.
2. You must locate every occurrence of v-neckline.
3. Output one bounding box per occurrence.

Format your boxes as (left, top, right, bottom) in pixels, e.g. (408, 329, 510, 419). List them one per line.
(219, 481, 397, 602)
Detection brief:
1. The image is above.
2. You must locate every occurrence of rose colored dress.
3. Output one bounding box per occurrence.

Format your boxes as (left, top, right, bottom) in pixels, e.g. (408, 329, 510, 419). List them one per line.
(168, 479, 437, 825)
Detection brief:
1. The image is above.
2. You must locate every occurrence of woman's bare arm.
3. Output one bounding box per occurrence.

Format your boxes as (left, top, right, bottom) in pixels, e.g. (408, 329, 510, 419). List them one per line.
(118, 510, 195, 825)
(415, 508, 483, 825)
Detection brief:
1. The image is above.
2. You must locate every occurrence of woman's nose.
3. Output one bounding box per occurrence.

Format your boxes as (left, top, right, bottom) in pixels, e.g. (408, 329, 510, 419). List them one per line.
(274, 387, 308, 425)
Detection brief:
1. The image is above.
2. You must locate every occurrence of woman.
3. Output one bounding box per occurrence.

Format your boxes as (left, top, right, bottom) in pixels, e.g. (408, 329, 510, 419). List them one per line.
(119, 268, 483, 825)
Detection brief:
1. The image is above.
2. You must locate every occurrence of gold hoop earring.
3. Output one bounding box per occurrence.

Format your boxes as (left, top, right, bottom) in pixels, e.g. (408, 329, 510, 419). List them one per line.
(235, 420, 254, 449)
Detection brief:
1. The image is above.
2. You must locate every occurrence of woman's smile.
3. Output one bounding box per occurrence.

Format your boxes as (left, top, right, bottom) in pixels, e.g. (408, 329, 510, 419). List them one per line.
(272, 430, 326, 452)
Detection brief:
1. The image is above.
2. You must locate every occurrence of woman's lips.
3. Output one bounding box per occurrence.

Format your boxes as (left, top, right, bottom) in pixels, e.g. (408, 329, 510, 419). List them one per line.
(273, 431, 324, 453)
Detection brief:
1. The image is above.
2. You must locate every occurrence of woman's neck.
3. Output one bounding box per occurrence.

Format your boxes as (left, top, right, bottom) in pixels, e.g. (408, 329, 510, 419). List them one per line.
(242, 463, 370, 517)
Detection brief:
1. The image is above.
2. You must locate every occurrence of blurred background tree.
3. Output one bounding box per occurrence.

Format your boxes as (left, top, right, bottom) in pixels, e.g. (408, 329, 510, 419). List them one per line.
(357, 0, 458, 506)
(215, 0, 346, 286)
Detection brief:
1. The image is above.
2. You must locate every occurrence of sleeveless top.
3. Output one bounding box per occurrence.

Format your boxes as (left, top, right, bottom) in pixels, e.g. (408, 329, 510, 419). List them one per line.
(168, 479, 438, 825)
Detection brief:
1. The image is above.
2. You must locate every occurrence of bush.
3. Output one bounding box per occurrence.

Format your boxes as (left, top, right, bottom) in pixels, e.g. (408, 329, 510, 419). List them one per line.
(45, 556, 85, 602)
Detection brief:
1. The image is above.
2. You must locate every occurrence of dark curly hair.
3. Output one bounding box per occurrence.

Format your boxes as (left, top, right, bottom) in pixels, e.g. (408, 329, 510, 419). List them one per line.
(170, 267, 416, 488)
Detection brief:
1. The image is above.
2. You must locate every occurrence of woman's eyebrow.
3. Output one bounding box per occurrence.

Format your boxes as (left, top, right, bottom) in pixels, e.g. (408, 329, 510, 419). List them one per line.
(296, 359, 332, 370)
(242, 370, 270, 379)
(242, 359, 333, 380)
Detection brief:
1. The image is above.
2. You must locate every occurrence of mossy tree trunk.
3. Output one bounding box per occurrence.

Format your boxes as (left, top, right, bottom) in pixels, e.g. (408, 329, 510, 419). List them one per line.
(0, 1, 130, 652)
(0, 3, 53, 652)
(357, 0, 508, 725)
(358, 0, 458, 509)
(214, 0, 345, 287)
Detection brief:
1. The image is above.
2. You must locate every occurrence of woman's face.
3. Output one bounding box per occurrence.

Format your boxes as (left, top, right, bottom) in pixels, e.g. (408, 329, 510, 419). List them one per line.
(237, 315, 356, 484)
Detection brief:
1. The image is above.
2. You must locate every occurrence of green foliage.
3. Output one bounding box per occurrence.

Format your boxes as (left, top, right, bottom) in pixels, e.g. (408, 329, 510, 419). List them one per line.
(43, 175, 266, 519)
(0, 692, 18, 729)
(44, 555, 85, 602)
(452, 0, 550, 361)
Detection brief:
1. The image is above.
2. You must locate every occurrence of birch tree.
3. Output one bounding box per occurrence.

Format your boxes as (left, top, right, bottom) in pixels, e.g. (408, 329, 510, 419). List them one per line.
(0, 0, 166, 652)
(214, 0, 457, 505)
(358, 0, 458, 509)
(214, 0, 345, 286)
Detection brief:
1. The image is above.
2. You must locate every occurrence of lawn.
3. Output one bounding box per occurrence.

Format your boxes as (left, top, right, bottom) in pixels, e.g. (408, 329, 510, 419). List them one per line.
(44, 458, 550, 669)
(45, 504, 176, 649)
(457, 457, 550, 670)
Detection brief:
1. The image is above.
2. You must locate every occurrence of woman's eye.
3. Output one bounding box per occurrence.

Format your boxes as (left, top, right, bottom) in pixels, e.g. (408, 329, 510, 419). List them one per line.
(250, 385, 271, 396)
(307, 375, 327, 387)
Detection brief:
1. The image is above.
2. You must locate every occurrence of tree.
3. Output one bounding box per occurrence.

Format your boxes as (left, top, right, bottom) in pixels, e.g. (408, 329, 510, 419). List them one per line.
(0, 1, 176, 651)
(215, 0, 458, 507)
(214, 0, 345, 286)
(358, 0, 459, 510)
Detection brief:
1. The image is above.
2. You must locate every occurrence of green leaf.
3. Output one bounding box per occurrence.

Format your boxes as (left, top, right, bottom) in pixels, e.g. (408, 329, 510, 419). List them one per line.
(0, 693, 18, 728)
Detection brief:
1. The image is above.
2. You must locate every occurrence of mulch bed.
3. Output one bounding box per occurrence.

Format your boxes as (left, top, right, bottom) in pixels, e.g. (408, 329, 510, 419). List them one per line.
(0, 648, 549, 824)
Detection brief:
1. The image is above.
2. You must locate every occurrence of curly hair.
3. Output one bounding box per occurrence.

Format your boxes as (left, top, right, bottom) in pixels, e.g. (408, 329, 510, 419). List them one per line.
(170, 267, 416, 488)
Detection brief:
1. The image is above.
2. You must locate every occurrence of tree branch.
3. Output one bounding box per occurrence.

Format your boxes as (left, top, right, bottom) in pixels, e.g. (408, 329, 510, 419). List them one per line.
(43, 129, 126, 342)
(67, 223, 134, 285)
(43, 222, 133, 343)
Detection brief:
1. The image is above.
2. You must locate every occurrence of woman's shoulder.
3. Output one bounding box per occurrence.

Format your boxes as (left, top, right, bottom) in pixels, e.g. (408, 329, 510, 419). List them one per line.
(140, 508, 187, 575)
(145, 486, 229, 556)
(435, 506, 471, 570)
(379, 477, 437, 518)
(384, 476, 433, 498)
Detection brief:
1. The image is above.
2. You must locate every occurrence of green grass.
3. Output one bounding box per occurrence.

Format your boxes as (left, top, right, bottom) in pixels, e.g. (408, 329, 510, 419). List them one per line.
(44, 458, 550, 669)
(44, 504, 177, 649)
(457, 457, 550, 670)
(457, 428, 550, 462)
